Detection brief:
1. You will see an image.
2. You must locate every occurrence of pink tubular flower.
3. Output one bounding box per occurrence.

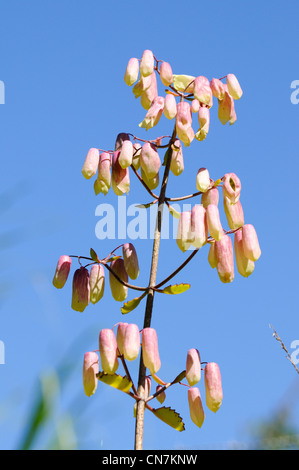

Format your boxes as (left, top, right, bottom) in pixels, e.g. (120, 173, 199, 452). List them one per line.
(140, 142, 161, 180)
(210, 78, 226, 100)
(195, 107, 210, 141)
(191, 99, 200, 113)
(170, 139, 184, 176)
(123, 323, 140, 361)
(139, 96, 165, 130)
(208, 242, 217, 269)
(112, 151, 130, 196)
(109, 258, 128, 302)
(172, 74, 195, 93)
(191, 205, 207, 249)
(145, 376, 152, 399)
(222, 173, 241, 204)
(99, 329, 119, 375)
(71, 267, 90, 312)
(89, 264, 105, 304)
(82, 148, 100, 180)
(193, 76, 213, 107)
(188, 387, 205, 428)
(223, 196, 244, 230)
(156, 385, 166, 404)
(122, 243, 140, 280)
(215, 235, 234, 283)
(186, 348, 201, 386)
(218, 86, 237, 125)
(227, 74, 243, 100)
(201, 187, 219, 208)
(204, 362, 223, 413)
(176, 102, 194, 147)
(196, 168, 211, 193)
(53, 255, 72, 289)
(83, 352, 99, 397)
(140, 50, 154, 77)
(133, 75, 152, 99)
(124, 57, 139, 86)
(119, 140, 134, 169)
(160, 61, 173, 87)
(132, 143, 141, 170)
(116, 322, 128, 355)
(142, 327, 161, 375)
(242, 224, 261, 261)
(141, 167, 160, 190)
(206, 204, 223, 241)
(234, 229, 255, 277)
(140, 72, 158, 110)
(115, 132, 130, 151)
(177, 211, 193, 252)
(94, 152, 111, 196)
(164, 93, 177, 120)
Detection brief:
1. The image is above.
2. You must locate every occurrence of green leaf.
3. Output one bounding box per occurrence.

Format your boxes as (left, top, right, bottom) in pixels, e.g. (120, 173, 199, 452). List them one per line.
(135, 202, 156, 209)
(162, 284, 190, 295)
(166, 204, 181, 220)
(106, 255, 121, 263)
(121, 293, 146, 314)
(97, 372, 132, 393)
(172, 370, 186, 384)
(151, 406, 185, 432)
(90, 248, 99, 263)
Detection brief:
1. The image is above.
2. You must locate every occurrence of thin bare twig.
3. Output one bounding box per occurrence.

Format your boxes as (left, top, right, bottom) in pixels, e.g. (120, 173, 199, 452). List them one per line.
(270, 324, 299, 375)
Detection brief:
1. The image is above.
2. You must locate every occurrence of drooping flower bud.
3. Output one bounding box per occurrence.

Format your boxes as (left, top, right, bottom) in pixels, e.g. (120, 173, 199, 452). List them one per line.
(145, 376, 152, 399)
(191, 205, 207, 249)
(160, 61, 173, 87)
(140, 143, 161, 180)
(176, 102, 194, 147)
(170, 139, 184, 176)
(123, 243, 140, 280)
(222, 173, 241, 204)
(177, 211, 193, 252)
(133, 75, 152, 99)
(132, 143, 141, 170)
(156, 385, 166, 405)
(210, 78, 226, 100)
(112, 151, 130, 196)
(115, 133, 130, 151)
(172, 74, 195, 93)
(196, 168, 211, 193)
(53, 255, 72, 289)
(94, 152, 111, 196)
(71, 267, 90, 312)
(109, 258, 128, 302)
(208, 242, 217, 269)
(227, 74, 243, 100)
(139, 96, 165, 130)
(218, 86, 237, 125)
(82, 148, 100, 180)
(140, 72, 158, 110)
(188, 387, 205, 428)
(223, 196, 244, 230)
(123, 323, 140, 361)
(193, 76, 213, 107)
(99, 329, 119, 375)
(83, 352, 99, 397)
(191, 99, 200, 113)
(116, 322, 128, 355)
(89, 264, 105, 304)
(201, 187, 219, 208)
(141, 168, 160, 190)
(119, 139, 134, 169)
(124, 58, 139, 86)
(142, 327, 161, 375)
(206, 204, 223, 241)
(140, 50, 154, 77)
(164, 93, 177, 120)
(195, 107, 210, 141)
(204, 362, 223, 413)
(234, 230, 255, 277)
(186, 348, 201, 386)
(241, 224, 261, 261)
(215, 235, 234, 283)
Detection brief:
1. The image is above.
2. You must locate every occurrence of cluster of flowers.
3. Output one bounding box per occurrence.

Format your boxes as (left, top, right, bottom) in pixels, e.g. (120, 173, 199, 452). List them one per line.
(177, 169, 261, 282)
(52, 243, 139, 311)
(124, 49, 243, 145)
(83, 323, 223, 429)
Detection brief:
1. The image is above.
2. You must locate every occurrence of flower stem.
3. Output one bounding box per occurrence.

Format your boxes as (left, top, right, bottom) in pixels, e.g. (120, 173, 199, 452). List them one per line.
(134, 126, 177, 450)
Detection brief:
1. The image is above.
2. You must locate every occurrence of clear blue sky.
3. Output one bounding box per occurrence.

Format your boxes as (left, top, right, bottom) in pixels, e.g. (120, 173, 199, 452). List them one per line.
(0, 0, 298, 450)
